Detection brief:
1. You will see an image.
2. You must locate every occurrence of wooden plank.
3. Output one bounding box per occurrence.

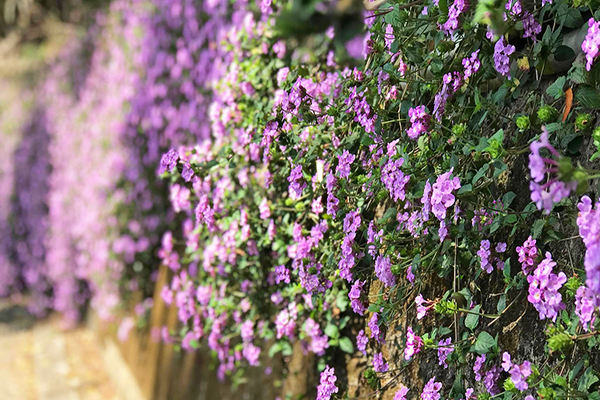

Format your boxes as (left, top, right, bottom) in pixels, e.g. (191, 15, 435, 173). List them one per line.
(141, 264, 170, 400)
(155, 294, 179, 400)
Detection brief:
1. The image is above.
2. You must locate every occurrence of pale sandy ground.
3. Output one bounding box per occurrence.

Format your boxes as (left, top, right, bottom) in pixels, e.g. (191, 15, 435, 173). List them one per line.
(0, 300, 119, 400)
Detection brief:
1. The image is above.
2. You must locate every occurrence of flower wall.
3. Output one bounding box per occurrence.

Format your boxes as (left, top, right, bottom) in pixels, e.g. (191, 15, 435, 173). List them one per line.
(2, 0, 600, 398)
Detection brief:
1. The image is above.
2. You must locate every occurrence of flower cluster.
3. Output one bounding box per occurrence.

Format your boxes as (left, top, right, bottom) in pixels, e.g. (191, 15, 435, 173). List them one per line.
(527, 252, 567, 321)
(583, 18, 600, 71)
(407, 106, 431, 140)
(493, 37, 516, 78)
(577, 196, 600, 301)
(529, 128, 576, 213)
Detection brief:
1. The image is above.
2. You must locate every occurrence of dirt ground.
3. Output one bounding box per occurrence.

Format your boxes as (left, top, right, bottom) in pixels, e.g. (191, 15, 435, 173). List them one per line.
(0, 299, 120, 400)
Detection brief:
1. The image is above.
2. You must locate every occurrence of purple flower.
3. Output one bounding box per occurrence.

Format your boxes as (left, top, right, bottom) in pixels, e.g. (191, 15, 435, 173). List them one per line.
(575, 286, 597, 331)
(527, 252, 567, 321)
(516, 236, 538, 274)
(577, 196, 600, 301)
(394, 386, 409, 400)
(259, 197, 271, 219)
(583, 18, 600, 71)
(316, 365, 338, 400)
(357, 329, 369, 355)
(375, 255, 396, 287)
(528, 128, 576, 213)
(349, 280, 366, 315)
(343, 209, 362, 233)
(416, 294, 434, 319)
(243, 343, 261, 366)
(404, 326, 423, 360)
(241, 320, 254, 342)
(288, 163, 307, 200)
(484, 364, 501, 395)
(478, 240, 493, 273)
(385, 24, 395, 49)
(275, 265, 290, 284)
(493, 37, 515, 78)
(430, 168, 461, 220)
(421, 377, 442, 400)
(181, 163, 194, 182)
(462, 50, 481, 79)
(336, 150, 355, 179)
(159, 149, 179, 174)
(438, 221, 448, 242)
(502, 352, 512, 372)
(496, 242, 507, 253)
(373, 352, 389, 372)
(304, 318, 329, 356)
(523, 12, 541, 41)
(407, 105, 431, 139)
(440, 0, 467, 36)
(438, 337, 453, 368)
(474, 354, 486, 381)
(510, 361, 532, 391)
(381, 157, 410, 202)
(369, 312, 383, 342)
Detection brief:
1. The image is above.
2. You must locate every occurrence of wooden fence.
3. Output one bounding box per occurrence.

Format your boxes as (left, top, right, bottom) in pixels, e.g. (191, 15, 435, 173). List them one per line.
(89, 265, 289, 400)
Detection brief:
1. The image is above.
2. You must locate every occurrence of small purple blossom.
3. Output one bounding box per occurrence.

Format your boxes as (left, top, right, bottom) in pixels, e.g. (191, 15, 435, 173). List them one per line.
(527, 252, 567, 321)
(404, 327, 423, 360)
(517, 236, 538, 274)
(523, 12, 541, 41)
(336, 150, 355, 179)
(375, 255, 396, 287)
(349, 280, 366, 315)
(407, 105, 431, 140)
(373, 352, 389, 372)
(381, 157, 410, 202)
(493, 37, 515, 78)
(510, 361, 532, 391)
(316, 365, 338, 400)
(421, 377, 442, 400)
(462, 50, 481, 79)
(577, 196, 600, 302)
(583, 18, 600, 71)
(430, 168, 461, 220)
(478, 240, 493, 273)
(474, 354, 486, 381)
(394, 386, 409, 400)
(437, 337, 453, 368)
(159, 149, 179, 174)
(357, 329, 369, 355)
(288, 163, 307, 200)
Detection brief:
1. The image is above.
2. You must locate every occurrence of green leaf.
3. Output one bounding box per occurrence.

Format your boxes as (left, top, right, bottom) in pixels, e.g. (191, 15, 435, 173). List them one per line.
(556, 3, 582, 28)
(503, 258, 511, 282)
(546, 76, 566, 99)
(465, 305, 481, 330)
(545, 122, 563, 133)
(458, 184, 473, 194)
(378, 207, 397, 224)
(339, 337, 354, 353)
(497, 294, 506, 313)
(576, 86, 600, 109)
(325, 324, 339, 339)
(532, 219, 545, 239)
(553, 47, 576, 63)
(579, 368, 600, 391)
(568, 57, 591, 85)
(502, 192, 516, 208)
(269, 342, 283, 357)
(472, 163, 489, 185)
(472, 331, 496, 354)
